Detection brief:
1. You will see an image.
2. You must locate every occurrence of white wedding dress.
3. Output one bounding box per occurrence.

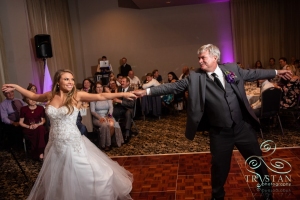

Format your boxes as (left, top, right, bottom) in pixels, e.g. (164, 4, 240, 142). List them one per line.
(27, 105, 133, 200)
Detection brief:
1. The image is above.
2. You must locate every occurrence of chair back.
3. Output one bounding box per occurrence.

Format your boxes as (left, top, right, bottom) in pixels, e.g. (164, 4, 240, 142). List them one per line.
(260, 87, 282, 118)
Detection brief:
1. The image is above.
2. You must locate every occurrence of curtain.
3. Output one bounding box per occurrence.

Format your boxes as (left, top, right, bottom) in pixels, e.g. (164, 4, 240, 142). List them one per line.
(0, 20, 8, 101)
(25, 0, 77, 91)
(230, 0, 300, 69)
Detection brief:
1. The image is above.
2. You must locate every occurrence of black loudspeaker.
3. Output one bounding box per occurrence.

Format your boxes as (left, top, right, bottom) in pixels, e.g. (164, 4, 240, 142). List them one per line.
(34, 34, 53, 58)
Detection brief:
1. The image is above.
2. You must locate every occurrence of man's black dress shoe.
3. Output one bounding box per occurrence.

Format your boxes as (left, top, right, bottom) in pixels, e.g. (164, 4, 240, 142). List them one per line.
(124, 135, 130, 144)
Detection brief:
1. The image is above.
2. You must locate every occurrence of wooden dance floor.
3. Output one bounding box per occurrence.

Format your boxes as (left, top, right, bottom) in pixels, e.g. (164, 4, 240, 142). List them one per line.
(111, 147, 300, 200)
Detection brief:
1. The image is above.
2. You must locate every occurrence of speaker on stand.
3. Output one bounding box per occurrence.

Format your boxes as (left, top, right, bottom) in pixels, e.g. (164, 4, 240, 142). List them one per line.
(34, 34, 53, 92)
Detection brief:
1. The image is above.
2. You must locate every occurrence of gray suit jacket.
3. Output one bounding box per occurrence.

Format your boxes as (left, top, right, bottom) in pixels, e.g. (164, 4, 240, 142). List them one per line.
(150, 63, 276, 140)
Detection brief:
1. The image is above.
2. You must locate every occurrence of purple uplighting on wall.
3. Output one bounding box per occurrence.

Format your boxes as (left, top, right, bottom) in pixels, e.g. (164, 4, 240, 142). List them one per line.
(43, 61, 53, 93)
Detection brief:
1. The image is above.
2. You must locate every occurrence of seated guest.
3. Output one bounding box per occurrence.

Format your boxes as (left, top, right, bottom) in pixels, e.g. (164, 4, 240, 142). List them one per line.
(254, 60, 263, 69)
(109, 72, 115, 81)
(128, 70, 141, 85)
(19, 97, 47, 161)
(142, 73, 160, 89)
(112, 77, 134, 143)
(81, 78, 94, 107)
(116, 74, 123, 86)
(152, 69, 163, 83)
(251, 79, 275, 117)
(109, 79, 118, 93)
(179, 66, 190, 80)
(76, 112, 88, 136)
(0, 90, 26, 146)
(279, 65, 300, 109)
(167, 71, 179, 83)
(90, 82, 123, 151)
(81, 78, 94, 93)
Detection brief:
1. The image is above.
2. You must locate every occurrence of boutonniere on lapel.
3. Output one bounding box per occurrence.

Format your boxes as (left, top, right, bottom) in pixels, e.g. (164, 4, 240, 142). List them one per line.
(224, 70, 238, 84)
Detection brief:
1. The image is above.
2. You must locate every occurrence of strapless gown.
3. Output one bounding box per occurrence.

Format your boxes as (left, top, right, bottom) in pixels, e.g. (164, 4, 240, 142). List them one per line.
(27, 105, 133, 200)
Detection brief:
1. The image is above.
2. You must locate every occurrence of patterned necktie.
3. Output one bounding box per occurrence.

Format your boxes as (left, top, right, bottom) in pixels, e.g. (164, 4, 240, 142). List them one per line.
(212, 73, 224, 90)
(11, 100, 20, 120)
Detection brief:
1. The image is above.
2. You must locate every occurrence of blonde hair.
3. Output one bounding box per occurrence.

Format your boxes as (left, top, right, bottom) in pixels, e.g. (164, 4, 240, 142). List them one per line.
(286, 65, 296, 75)
(51, 69, 78, 114)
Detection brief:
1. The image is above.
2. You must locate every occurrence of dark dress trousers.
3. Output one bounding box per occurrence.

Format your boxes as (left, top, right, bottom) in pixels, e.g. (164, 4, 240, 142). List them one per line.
(150, 63, 276, 198)
(112, 87, 134, 130)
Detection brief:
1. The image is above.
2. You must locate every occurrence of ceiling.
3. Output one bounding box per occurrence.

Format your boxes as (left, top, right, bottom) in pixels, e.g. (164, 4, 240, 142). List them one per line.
(118, 0, 229, 9)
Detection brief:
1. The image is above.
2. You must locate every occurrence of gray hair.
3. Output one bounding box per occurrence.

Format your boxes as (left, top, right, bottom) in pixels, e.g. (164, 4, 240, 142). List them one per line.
(197, 44, 221, 62)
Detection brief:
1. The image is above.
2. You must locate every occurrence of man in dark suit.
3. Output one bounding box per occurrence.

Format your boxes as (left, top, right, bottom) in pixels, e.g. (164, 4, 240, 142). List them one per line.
(133, 44, 292, 200)
(113, 77, 134, 143)
(119, 57, 132, 77)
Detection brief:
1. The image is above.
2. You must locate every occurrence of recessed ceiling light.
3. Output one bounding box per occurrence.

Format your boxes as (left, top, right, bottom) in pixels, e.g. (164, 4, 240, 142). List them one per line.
(166, 1, 171, 4)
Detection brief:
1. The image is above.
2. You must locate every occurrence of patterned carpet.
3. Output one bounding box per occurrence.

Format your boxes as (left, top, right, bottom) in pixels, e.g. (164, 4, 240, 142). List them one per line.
(0, 111, 299, 199)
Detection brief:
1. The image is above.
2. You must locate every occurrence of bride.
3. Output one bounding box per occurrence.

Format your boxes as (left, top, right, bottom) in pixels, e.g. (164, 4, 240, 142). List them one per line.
(2, 69, 135, 200)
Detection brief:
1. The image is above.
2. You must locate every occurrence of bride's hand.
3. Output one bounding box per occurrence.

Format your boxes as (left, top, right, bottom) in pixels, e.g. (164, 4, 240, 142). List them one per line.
(123, 92, 137, 100)
(2, 84, 16, 93)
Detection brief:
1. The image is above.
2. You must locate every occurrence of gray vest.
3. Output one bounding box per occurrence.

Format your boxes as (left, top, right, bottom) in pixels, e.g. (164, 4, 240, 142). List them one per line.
(204, 76, 243, 127)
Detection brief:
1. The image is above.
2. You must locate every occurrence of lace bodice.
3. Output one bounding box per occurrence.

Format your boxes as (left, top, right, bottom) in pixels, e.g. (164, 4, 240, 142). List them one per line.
(45, 105, 82, 154)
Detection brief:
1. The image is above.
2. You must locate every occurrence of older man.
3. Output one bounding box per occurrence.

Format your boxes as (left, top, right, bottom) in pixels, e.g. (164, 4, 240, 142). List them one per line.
(128, 70, 141, 85)
(112, 77, 134, 143)
(134, 44, 292, 200)
(1, 90, 26, 146)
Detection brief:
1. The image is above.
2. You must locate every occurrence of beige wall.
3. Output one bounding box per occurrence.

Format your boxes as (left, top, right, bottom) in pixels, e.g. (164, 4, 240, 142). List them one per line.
(0, 0, 34, 98)
(0, 0, 233, 90)
(68, 0, 233, 82)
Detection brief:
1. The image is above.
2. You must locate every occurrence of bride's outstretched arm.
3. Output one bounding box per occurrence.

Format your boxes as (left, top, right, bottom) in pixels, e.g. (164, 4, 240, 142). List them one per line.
(77, 90, 136, 102)
(2, 84, 51, 102)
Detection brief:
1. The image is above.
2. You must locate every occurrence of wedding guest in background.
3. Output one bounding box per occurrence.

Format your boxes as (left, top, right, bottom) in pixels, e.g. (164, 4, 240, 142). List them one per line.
(113, 77, 134, 144)
(120, 57, 132, 77)
(179, 66, 190, 80)
(19, 97, 47, 161)
(167, 71, 179, 83)
(116, 74, 123, 86)
(90, 82, 123, 151)
(267, 58, 278, 69)
(251, 79, 275, 117)
(152, 69, 163, 83)
(109, 79, 118, 93)
(280, 65, 300, 109)
(81, 78, 94, 93)
(128, 70, 141, 85)
(0, 90, 26, 146)
(279, 57, 288, 70)
(109, 72, 115, 81)
(96, 56, 113, 72)
(254, 60, 263, 69)
(142, 73, 160, 89)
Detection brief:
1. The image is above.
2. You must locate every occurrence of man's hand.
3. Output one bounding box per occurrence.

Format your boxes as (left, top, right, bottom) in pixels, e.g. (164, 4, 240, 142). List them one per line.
(132, 90, 147, 97)
(277, 70, 293, 80)
(12, 122, 19, 127)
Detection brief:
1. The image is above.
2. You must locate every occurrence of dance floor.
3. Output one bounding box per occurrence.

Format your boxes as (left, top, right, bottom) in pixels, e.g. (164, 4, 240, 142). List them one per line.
(111, 147, 300, 200)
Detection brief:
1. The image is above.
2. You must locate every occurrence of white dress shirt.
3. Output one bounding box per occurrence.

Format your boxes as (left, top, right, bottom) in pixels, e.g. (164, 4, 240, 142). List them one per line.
(129, 76, 141, 85)
(142, 79, 160, 89)
(207, 66, 225, 88)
